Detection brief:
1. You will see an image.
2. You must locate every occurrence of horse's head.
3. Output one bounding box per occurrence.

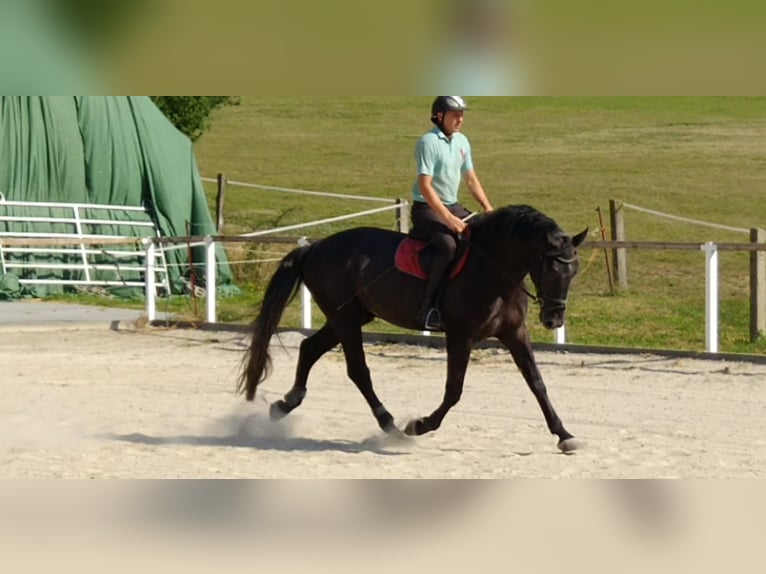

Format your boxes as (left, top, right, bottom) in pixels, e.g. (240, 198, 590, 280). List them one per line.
(528, 228, 588, 330)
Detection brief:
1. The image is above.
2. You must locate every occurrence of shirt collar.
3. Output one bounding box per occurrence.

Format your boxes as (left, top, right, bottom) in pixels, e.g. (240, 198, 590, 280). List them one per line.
(432, 126, 452, 142)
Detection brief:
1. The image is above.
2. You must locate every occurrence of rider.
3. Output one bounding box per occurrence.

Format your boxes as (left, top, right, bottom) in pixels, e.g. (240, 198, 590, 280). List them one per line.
(411, 96, 494, 331)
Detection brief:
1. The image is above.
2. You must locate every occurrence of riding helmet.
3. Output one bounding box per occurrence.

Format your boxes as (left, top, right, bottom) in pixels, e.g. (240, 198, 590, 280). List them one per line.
(431, 96, 468, 124)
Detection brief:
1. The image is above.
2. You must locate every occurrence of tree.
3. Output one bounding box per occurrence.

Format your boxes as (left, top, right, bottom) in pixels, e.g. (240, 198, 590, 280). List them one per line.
(150, 96, 239, 141)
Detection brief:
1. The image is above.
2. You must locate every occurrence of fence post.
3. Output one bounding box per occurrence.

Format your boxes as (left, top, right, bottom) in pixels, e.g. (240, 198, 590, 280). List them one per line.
(216, 173, 227, 233)
(751, 228, 766, 342)
(298, 237, 312, 329)
(609, 199, 628, 289)
(555, 325, 566, 345)
(396, 199, 410, 234)
(205, 235, 217, 324)
(144, 239, 156, 322)
(596, 206, 615, 294)
(301, 285, 312, 329)
(703, 242, 719, 354)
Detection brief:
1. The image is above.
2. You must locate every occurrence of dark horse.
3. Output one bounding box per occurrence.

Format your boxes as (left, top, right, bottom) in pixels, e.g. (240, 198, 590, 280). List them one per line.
(238, 205, 587, 452)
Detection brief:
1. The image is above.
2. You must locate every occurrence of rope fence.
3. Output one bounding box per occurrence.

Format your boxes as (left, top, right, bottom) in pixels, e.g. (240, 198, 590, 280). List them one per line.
(621, 202, 752, 234)
(200, 177, 396, 204)
(609, 199, 766, 344)
(161, 203, 403, 253)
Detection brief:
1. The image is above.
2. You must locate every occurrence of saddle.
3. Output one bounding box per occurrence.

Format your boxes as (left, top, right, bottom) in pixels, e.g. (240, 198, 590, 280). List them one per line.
(394, 230, 471, 281)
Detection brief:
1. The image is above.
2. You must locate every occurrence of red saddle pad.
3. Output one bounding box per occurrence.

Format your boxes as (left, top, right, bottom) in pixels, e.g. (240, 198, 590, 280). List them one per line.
(394, 232, 471, 280)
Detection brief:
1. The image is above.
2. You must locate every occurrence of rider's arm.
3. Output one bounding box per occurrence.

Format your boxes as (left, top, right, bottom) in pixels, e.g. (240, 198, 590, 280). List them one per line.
(464, 170, 493, 213)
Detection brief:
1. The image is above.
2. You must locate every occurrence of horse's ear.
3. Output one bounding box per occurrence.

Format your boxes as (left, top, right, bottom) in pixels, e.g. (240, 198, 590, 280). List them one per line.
(572, 228, 588, 248)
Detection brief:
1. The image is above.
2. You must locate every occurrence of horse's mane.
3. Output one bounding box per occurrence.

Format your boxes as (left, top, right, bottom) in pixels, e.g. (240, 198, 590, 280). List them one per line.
(472, 205, 563, 241)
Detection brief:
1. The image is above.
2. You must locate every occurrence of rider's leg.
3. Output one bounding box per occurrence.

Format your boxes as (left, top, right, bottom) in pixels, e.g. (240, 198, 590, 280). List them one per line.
(416, 232, 457, 330)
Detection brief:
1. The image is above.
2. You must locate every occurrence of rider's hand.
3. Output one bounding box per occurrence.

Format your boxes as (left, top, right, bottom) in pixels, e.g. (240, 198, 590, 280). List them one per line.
(448, 214, 467, 235)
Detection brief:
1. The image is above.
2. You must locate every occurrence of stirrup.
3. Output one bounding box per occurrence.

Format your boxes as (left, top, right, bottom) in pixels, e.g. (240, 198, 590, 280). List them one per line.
(423, 308, 443, 331)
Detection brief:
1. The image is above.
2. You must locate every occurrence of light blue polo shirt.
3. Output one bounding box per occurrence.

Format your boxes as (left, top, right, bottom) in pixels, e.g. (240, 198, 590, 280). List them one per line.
(412, 127, 474, 206)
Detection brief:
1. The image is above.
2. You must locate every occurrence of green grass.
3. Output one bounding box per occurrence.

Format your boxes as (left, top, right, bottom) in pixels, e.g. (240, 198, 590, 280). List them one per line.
(52, 97, 766, 355)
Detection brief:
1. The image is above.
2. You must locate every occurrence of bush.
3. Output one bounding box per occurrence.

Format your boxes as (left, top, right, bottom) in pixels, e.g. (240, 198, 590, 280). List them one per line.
(150, 96, 239, 141)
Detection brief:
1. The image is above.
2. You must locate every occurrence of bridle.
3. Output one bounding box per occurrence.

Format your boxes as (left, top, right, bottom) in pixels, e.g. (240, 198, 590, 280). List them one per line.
(453, 221, 578, 313)
(524, 252, 578, 312)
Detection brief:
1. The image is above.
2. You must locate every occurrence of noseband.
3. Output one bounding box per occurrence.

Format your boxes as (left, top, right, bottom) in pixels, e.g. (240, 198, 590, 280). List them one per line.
(524, 288, 568, 312)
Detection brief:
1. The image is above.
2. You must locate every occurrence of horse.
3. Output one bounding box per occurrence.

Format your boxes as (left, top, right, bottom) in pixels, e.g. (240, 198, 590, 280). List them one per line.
(238, 204, 588, 452)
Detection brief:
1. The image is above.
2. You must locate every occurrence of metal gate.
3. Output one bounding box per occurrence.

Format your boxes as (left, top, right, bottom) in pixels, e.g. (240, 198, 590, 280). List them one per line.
(0, 197, 171, 295)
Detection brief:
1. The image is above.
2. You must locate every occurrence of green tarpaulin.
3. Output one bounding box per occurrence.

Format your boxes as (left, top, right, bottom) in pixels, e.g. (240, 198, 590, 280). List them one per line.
(0, 95, 233, 297)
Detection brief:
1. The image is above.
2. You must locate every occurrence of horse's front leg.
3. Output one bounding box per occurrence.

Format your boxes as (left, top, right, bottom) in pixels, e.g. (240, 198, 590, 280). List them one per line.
(405, 335, 472, 437)
(497, 327, 579, 453)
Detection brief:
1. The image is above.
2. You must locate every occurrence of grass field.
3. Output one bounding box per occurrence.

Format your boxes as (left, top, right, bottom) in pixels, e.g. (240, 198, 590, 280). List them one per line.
(105, 97, 766, 354)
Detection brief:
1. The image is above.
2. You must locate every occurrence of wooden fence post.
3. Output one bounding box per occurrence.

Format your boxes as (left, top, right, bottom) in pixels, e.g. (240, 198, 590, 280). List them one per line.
(609, 199, 628, 289)
(215, 173, 227, 233)
(751, 228, 766, 342)
(596, 206, 615, 294)
(396, 198, 410, 234)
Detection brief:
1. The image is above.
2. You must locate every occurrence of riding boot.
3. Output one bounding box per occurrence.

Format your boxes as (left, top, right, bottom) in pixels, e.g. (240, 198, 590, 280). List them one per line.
(416, 257, 449, 331)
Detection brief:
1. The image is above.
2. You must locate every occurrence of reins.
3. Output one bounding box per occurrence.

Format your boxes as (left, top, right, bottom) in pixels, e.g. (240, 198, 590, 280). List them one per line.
(464, 238, 557, 310)
(460, 220, 574, 311)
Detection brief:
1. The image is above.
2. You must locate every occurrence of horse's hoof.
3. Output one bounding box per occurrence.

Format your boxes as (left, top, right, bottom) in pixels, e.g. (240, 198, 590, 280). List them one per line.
(404, 419, 423, 437)
(558, 438, 581, 453)
(269, 401, 288, 421)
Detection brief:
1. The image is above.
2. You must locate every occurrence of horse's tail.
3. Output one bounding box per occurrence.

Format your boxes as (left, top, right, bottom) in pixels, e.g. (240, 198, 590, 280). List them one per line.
(238, 245, 311, 401)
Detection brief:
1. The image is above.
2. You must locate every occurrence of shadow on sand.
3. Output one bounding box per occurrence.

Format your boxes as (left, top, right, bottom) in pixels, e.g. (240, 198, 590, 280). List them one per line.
(101, 431, 409, 456)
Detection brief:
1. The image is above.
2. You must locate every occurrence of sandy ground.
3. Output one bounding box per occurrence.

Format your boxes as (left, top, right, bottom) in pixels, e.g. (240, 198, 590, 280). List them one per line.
(1, 323, 765, 478)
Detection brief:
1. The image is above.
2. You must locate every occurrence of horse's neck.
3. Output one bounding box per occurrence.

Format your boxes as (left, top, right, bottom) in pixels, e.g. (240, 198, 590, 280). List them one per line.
(471, 232, 531, 286)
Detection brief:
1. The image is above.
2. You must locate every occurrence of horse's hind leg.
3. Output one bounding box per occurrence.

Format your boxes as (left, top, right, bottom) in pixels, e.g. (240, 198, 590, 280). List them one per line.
(270, 325, 339, 420)
(335, 325, 397, 433)
(497, 328, 578, 453)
